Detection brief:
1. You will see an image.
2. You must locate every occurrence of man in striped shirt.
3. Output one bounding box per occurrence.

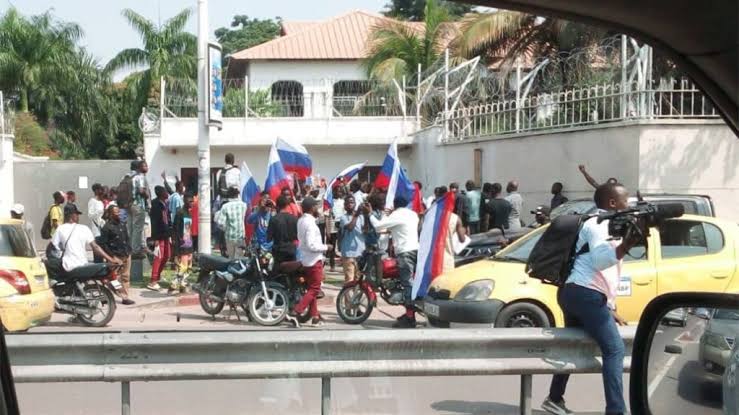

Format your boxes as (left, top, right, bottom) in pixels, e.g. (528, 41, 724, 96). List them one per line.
(215, 187, 248, 259)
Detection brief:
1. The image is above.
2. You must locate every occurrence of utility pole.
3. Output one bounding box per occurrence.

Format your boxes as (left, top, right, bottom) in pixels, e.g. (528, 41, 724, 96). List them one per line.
(197, 0, 212, 254)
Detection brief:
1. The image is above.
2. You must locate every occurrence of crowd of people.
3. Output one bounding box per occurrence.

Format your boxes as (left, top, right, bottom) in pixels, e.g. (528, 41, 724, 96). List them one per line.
(12, 153, 613, 325)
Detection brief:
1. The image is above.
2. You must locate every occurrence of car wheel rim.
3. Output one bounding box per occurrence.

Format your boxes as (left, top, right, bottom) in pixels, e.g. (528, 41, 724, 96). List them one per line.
(509, 312, 539, 328)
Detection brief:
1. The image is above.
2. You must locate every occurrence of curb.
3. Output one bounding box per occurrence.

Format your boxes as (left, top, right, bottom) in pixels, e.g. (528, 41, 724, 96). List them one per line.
(134, 287, 340, 311)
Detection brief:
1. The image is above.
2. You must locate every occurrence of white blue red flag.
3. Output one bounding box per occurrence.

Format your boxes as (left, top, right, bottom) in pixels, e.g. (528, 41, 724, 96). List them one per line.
(324, 162, 367, 210)
(412, 192, 456, 299)
(239, 161, 261, 208)
(275, 137, 312, 180)
(375, 139, 417, 210)
(264, 141, 292, 201)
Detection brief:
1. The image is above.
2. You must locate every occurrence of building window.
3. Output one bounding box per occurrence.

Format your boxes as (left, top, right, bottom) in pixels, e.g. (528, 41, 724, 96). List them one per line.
(333, 80, 372, 116)
(271, 81, 304, 117)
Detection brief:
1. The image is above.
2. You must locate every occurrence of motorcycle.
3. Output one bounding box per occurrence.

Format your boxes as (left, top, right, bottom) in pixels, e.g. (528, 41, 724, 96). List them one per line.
(335, 249, 402, 324)
(245, 257, 312, 327)
(193, 251, 259, 320)
(45, 262, 120, 327)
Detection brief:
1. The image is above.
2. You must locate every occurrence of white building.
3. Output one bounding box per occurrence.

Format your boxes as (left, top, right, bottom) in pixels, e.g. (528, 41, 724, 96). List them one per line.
(146, 10, 420, 193)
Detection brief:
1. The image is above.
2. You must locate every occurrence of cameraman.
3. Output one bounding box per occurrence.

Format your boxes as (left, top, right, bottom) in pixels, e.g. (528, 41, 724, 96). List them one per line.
(542, 182, 639, 415)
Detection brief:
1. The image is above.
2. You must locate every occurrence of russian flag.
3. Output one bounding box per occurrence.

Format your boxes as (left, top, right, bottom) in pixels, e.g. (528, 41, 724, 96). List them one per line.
(412, 192, 456, 299)
(239, 162, 261, 208)
(264, 142, 292, 201)
(375, 139, 417, 210)
(276, 137, 312, 180)
(324, 162, 367, 210)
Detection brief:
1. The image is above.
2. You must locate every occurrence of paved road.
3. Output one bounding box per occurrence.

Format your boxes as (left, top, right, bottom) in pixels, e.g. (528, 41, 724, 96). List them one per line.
(647, 314, 724, 415)
(12, 279, 638, 414)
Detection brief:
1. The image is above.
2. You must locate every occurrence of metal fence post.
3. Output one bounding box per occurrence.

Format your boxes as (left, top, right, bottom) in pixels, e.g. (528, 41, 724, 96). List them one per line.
(515, 60, 522, 133)
(519, 374, 532, 415)
(121, 381, 131, 415)
(321, 377, 331, 415)
(244, 75, 249, 119)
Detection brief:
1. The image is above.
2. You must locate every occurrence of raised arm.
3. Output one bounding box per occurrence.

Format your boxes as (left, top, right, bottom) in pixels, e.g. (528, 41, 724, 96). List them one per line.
(578, 164, 600, 189)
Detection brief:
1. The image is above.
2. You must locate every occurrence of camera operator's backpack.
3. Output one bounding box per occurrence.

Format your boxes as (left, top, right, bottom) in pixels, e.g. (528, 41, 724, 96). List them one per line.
(117, 174, 134, 209)
(525, 214, 591, 286)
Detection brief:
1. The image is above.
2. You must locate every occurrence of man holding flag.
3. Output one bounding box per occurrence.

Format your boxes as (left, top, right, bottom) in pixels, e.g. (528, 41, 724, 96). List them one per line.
(363, 195, 419, 328)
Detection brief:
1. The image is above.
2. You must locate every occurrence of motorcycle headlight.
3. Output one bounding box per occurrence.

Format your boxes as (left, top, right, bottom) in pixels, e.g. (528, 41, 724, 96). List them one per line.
(454, 279, 495, 301)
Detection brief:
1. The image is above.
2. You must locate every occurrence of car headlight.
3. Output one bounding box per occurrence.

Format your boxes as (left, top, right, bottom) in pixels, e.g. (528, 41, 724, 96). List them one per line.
(454, 279, 495, 301)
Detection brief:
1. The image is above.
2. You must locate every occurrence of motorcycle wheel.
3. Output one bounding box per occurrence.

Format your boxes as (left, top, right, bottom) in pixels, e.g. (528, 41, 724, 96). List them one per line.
(248, 285, 289, 326)
(295, 287, 312, 324)
(77, 282, 117, 327)
(336, 284, 373, 325)
(198, 275, 225, 315)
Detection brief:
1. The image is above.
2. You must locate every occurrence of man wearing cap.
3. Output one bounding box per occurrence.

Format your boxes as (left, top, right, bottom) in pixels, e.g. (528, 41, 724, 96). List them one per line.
(51, 204, 120, 273)
(289, 196, 331, 327)
(529, 205, 551, 229)
(11, 204, 34, 251)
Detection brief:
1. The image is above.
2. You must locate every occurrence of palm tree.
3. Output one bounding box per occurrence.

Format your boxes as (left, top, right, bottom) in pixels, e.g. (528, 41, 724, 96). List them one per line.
(452, 10, 607, 87)
(105, 8, 196, 109)
(0, 8, 81, 112)
(364, 0, 456, 81)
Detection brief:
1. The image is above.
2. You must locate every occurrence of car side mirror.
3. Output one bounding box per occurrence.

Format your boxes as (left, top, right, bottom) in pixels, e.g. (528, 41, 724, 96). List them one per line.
(630, 293, 739, 415)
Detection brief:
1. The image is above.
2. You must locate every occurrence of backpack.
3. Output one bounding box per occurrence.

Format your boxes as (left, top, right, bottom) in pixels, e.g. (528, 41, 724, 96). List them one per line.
(40, 206, 54, 240)
(217, 166, 233, 198)
(117, 174, 134, 209)
(525, 214, 591, 286)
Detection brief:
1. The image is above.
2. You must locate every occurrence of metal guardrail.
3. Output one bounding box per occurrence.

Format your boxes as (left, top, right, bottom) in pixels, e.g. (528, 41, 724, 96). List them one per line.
(7, 327, 635, 415)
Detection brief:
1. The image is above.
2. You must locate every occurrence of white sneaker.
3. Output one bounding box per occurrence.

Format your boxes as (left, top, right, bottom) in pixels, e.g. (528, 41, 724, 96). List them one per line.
(146, 282, 161, 292)
(541, 397, 573, 415)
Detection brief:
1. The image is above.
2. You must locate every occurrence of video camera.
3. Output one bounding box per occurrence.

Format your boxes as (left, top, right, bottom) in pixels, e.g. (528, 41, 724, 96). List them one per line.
(597, 201, 685, 240)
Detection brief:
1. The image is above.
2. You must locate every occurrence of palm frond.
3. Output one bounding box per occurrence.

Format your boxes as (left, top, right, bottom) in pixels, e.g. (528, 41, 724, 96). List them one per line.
(122, 8, 156, 46)
(105, 48, 149, 74)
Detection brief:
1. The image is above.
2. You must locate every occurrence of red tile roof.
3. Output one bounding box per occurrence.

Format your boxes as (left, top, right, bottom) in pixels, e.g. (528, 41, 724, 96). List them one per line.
(231, 10, 425, 61)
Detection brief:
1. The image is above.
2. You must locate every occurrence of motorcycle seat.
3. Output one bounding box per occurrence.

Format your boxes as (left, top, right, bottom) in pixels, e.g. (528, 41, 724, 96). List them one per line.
(61, 263, 110, 280)
(198, 254, 233, 272)
(277, 261, 303, 274)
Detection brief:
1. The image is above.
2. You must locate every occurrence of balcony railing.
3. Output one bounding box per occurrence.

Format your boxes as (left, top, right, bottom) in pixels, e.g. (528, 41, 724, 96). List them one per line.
(443, 79, 720, 142)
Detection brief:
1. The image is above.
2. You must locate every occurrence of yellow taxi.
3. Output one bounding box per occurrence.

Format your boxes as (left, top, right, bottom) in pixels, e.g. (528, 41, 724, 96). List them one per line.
(0, 219, 55, 332)
(423, 214, 739, 328)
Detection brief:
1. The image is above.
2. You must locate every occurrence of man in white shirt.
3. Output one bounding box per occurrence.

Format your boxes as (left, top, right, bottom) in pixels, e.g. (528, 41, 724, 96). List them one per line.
(52, 204, 120, 273)
(364, 195, 420, 328)
(290, 197, 330, 328)
(88, 183, 106, 238)
(505, 180, 524, 231)
(542, 183, 637, 415)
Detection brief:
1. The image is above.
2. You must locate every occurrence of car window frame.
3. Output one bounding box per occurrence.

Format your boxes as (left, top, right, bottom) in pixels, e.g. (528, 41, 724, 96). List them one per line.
(656, 219, 726, 261)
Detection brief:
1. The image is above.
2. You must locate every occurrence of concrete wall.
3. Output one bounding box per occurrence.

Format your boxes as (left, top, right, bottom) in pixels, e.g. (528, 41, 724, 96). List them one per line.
(638, 123, 739, 219)
(145, 141, 390, 190)
(13, 160, 133, 249)
(407, 120, 738, 223)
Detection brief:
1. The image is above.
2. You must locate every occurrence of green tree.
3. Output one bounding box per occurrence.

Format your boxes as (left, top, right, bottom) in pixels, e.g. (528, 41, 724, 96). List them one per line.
(453, 11, 607, 70)
(105, 8, 196, 110)
(0, 8, 81, 112)
(365, 0, 455, 81)
(383, 0, 472, 21)
(215, 15, 281, 58)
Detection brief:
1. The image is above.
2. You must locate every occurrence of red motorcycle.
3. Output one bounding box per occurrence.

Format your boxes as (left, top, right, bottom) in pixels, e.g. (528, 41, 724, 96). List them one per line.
(335, 250, 402, 324)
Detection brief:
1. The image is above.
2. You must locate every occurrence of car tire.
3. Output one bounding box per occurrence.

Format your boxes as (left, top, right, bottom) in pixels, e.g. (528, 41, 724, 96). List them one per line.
(494, 302, 551, 328)
(427, 316, 450, 328)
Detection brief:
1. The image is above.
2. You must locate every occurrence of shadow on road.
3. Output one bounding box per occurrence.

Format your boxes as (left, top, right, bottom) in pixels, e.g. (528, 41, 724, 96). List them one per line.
(676, 361, 723, 409)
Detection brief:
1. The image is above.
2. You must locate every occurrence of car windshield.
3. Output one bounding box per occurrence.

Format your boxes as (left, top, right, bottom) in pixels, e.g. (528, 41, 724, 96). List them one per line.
(0, 224, 35, 258)
(1, 0, 735, 414)
(493, 229, 543, 263)
(550, 200, 596, 219)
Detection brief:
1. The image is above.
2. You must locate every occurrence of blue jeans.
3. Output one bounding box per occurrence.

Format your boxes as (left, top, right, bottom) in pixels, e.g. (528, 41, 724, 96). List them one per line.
(549, 284, 626, 414)
(396, 250, 417, 309)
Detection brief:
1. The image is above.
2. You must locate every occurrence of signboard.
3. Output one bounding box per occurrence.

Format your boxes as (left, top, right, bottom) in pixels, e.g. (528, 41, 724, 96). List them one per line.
(207, 42, 223, 129)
